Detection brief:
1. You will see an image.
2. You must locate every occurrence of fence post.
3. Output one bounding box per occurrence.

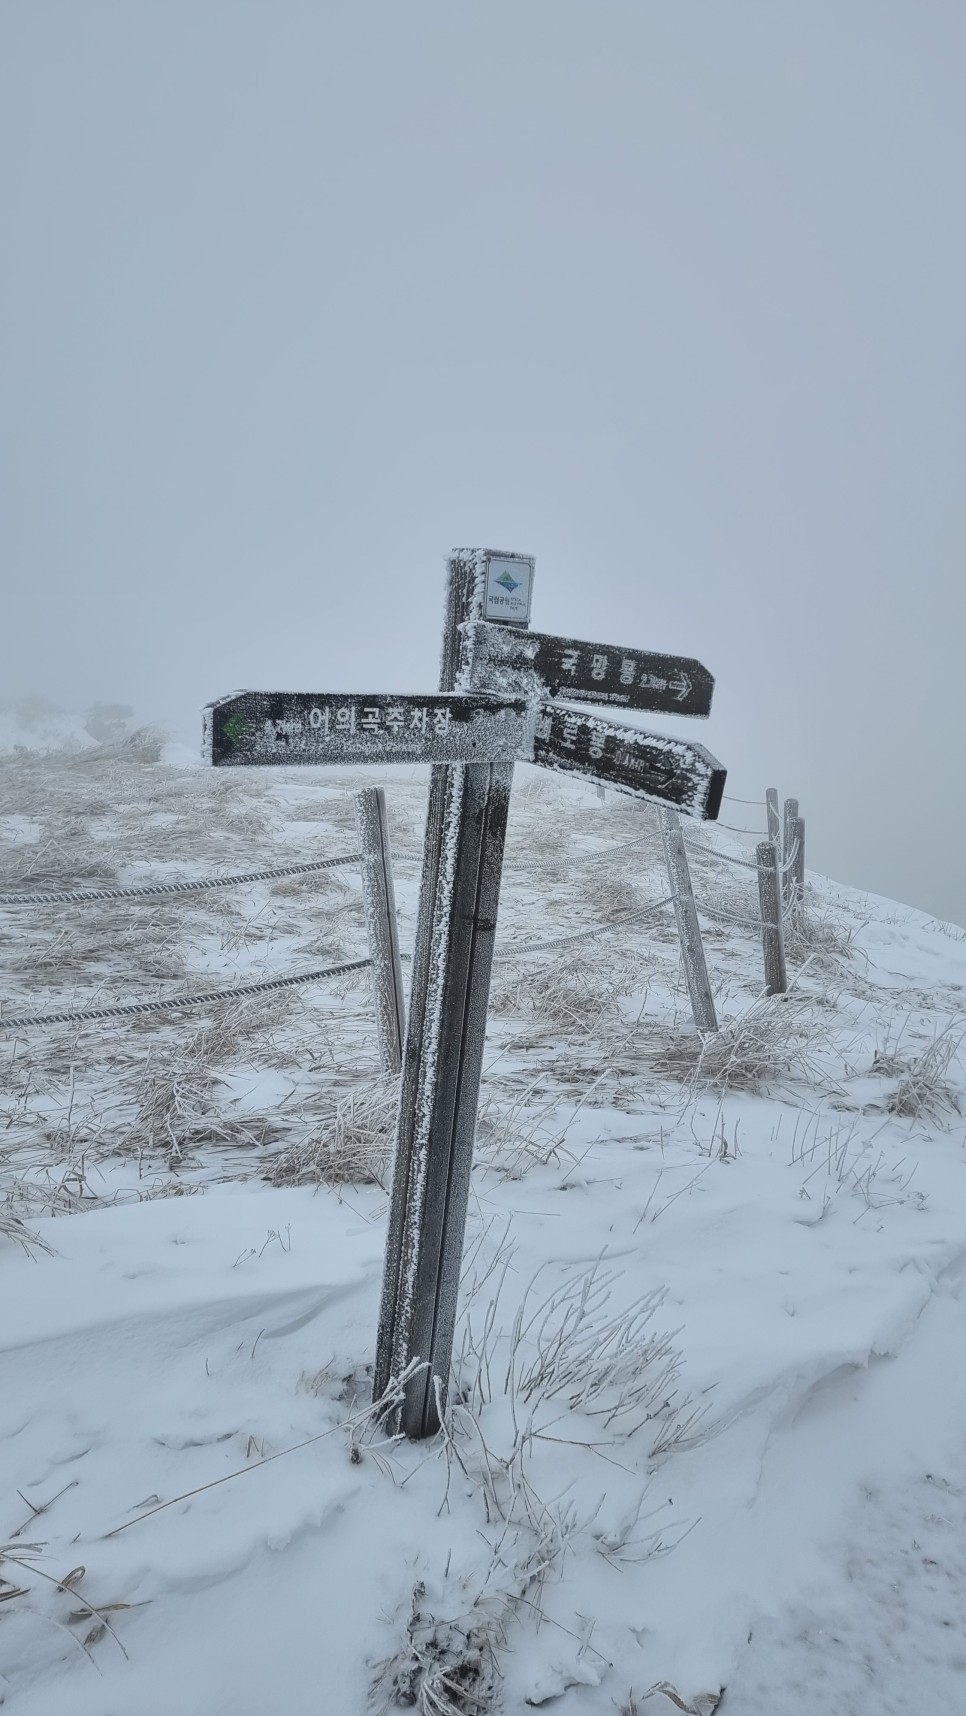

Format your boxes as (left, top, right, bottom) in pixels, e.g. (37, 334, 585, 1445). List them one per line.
(355, 786, 406, 1075)
(791, 815, 805, 914)
(765, 787, 780, 846)
(782, 797, 799, 904)
(756, 842, 788, 995)
(659, 807, 717, 1034)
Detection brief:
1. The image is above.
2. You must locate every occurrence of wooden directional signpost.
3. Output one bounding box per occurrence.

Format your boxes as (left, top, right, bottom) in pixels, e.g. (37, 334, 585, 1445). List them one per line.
(205, 548, 726, 1439)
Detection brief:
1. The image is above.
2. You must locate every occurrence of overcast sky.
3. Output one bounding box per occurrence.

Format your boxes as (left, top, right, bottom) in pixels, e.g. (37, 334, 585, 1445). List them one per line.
(3, 2, 964, 924)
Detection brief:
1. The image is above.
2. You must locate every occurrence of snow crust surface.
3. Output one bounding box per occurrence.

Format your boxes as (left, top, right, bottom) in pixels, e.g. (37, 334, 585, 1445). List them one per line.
(1, 743, 966, 1713)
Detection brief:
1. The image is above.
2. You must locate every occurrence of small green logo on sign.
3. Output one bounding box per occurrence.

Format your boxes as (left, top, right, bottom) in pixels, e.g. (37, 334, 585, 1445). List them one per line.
(495, 570, 520, 593)
(222, 713, 255, 748)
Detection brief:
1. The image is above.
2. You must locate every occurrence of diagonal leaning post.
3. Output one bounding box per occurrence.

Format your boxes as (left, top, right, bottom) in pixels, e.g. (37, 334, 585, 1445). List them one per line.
(204, 545, 727, 1439)
(355, 786, 406, 1075)
(659, 807, 718, 1035)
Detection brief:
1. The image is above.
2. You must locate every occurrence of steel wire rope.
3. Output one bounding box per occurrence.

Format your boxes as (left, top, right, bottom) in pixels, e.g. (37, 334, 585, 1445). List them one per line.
(780, 838, 801, 875)
(683, 839, 763, 873)
(502, 834, 662, 873)
(493, 896, 674, 958)
(0, 854, 362, 909)
(693, 899, 782, 930)
(683, 835, 800, 876)
(0, 958, 374, 1033)
(393, 832, 659, 873)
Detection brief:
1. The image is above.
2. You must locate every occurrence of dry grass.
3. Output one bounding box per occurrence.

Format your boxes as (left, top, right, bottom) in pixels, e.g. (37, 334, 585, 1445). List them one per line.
(885, 1023, 964, 1121)
(268, 1077, 397, 1187)
(0, 1206, 54, 1256)
(489, 955, 620, 1038)
(784, 894, 857, 969)
(650, 995, 821, 1093)
(367, 1246, 710, 1710)
(474, 1073, 610, 1179)
(370, 1579, 503, 1716)
(0, 745, 400, 1209)
(619, 1687, 722, 1715)
(455, 1250, 707, 1478)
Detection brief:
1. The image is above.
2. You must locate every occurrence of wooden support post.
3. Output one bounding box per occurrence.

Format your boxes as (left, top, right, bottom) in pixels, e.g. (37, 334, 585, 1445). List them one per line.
(791, 815, 805, 912)
(374, 549, 530, 1438)
(782, 797, 799, 905)
(355, 786, 406, 1075)
(756, 842, 788, 995)
(765, 788, 780, 845)
(659, 807, 717, 1034)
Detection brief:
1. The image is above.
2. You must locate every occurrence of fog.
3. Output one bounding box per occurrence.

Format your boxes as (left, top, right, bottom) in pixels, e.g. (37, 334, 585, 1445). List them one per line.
(3, 2, 964, 924)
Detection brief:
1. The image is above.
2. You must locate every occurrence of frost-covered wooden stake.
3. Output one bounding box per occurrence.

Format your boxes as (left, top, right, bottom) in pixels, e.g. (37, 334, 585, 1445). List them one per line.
(782, 797, 799, 906)
(659, 807, 718, 1034)
(757, 841, 788, 995)
(203, 544, 728, 1440)
(373, 549, 530, 1436)
(766, 787, 781, 846)
(791, 815, 806, 918)
(355, 787, 405, 1075)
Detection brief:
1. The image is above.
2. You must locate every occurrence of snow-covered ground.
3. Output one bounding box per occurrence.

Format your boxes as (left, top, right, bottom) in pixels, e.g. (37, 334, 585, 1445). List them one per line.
(1, 740, 965, 1714)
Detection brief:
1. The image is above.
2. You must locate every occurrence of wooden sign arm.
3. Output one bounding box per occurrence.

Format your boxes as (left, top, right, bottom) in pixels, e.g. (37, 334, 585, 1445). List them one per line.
(462, 620, 715, 718)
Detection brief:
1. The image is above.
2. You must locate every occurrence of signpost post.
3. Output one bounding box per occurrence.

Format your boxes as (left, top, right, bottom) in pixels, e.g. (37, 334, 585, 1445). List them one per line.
(205, 547, 726, 1438)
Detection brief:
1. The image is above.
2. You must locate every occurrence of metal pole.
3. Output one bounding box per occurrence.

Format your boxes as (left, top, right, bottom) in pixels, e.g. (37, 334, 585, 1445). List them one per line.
(659, 807, 717, 1034)
(765, 788, 780, 846)
(355, 786, 406, 1075)
(374, 549, 531, 1438)
(756, 842, 788, 995)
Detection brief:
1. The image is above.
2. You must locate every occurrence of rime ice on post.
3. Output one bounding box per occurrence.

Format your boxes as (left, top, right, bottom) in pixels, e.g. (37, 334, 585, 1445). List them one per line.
(757, 841, 789, 995)
(766, 787, 781, 846)
(660, 807, 718, 1035)
(204, 544, 727, 1440)
(355, 787, 406, 1075)
(373, 549, 532, 1438)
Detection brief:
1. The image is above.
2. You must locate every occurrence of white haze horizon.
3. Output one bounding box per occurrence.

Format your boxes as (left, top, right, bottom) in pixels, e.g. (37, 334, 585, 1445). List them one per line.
(3, 3, 964, 926)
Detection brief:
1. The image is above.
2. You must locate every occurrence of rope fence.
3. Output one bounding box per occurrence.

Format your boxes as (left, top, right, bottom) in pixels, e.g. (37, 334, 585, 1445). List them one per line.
(494, 896, 674, 958)
(394, 831, 658, 873)
(0, 786, 807, 1036)
(710, 819, 769, 837)
(694, 898, 793, 932)
(0, 959, 373, 1034)
(0, 853, 361, 909)
(502, 832, 659, 872)
(685, 834, 800, 876)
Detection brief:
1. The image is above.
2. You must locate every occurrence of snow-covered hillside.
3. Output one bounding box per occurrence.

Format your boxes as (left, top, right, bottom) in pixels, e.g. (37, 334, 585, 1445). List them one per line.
(1, 745, 965, 1714)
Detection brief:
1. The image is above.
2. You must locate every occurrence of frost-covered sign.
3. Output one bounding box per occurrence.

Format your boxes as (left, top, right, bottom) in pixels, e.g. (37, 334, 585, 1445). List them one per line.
(205, 692, 533, 768)
(466, 620, 715, 718)
(205, 689, 724, 818)
(204, 546, 726, 1440)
